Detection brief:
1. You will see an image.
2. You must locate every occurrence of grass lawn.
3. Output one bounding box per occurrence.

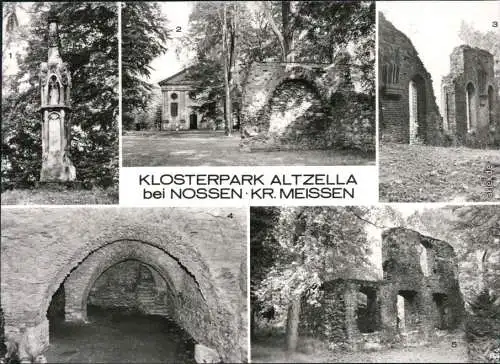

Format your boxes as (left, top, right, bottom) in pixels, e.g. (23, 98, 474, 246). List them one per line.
(252, 333, 468, 363)
(379, 143, 500, 202)
(122, 131, 375, 166)
(1, 186, 118, 205)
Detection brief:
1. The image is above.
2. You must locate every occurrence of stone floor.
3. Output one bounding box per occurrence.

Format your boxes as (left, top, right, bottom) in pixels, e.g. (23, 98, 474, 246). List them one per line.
(122, 130, 375, 166)
(45, 307, 195, 363)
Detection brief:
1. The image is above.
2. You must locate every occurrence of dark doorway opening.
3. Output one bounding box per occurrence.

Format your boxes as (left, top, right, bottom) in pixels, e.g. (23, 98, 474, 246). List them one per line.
(397, 290, 419, 332)
(432, 293, 449, 330)
(189, 113, 198, 129)
(356, 287, 380, 333)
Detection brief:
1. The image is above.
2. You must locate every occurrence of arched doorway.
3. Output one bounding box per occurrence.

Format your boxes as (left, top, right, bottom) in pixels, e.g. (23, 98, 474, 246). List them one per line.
(43, 240, 219, 363)
(408, 75, 426, 144)
(189, 113, 198, 129)
(267, 79, 327, 147)
(466, 82, 476, 132)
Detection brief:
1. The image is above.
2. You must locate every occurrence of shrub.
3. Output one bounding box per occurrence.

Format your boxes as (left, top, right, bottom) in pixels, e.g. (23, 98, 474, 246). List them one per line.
(465, 289, 500, 363)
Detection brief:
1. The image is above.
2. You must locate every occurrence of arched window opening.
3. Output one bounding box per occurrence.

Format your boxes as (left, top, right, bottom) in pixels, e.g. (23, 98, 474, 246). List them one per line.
(466, 83, 476, 132)
(419, 244, 430, 277)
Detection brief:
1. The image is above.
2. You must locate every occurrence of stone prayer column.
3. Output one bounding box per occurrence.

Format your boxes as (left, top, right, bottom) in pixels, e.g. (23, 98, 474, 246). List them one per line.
(39, 13, 76, 182)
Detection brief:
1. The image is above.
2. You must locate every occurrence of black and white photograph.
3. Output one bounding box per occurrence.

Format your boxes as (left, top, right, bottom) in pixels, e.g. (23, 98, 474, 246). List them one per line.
(121, 1, 375, 166)
(0, 207, 248, 363)
(1, 2, 119, 205)
(250, 205, 500, 363)
(378, 1, 500, 202)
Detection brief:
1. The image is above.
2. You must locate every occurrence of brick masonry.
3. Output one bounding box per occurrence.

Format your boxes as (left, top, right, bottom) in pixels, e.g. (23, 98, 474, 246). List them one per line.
(0, 208, 247, 363)
(442, 45, 499, 145)
(378, 13, 443, 145)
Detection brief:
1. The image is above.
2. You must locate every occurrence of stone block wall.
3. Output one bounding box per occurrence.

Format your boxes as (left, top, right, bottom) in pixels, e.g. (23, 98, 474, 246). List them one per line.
(1, 208, 247, 363)
(381, 228, 465, 336)
(379, 12, 443, 145)
(299, 283, 347, 345)
(86, 260, 173, 317)
(442, 45, 499, 145)
(240, 61, 375, 152)
(299, 228, 464, 350)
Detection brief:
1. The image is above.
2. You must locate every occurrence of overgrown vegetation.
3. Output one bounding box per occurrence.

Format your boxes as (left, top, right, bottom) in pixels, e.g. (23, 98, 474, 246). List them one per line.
(465, 290, 500, 363)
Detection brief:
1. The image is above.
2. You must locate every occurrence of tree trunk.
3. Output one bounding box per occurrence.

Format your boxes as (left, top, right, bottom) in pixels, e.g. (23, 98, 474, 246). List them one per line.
(222, 4, 232, 136)
(285, 296, 301, 352)
(262, 1, 287, 62)
(282, 1, 292, 62)
(478, 249, 488, 292)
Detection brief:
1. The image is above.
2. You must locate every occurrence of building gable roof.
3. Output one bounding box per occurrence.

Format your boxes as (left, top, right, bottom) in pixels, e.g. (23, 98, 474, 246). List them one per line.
(158, 67, 196, 86)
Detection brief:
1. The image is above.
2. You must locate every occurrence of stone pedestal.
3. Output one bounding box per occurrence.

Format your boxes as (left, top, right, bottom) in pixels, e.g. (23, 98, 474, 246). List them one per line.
(39, 14, 76, 183)
(40, 108, 75, 182)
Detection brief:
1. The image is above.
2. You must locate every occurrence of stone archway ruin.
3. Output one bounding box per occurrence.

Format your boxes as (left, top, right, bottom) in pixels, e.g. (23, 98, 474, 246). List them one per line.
(1, 208, 247, 363)
(62, 240, 207, 336)
(240, 60, 374, 152)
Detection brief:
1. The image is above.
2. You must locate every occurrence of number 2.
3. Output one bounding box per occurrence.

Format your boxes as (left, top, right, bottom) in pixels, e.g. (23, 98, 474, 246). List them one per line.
(176, 26, 182, 32)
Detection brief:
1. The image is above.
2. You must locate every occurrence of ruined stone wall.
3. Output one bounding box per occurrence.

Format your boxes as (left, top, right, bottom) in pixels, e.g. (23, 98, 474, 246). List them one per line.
(299, 282, 347, 345)
(378, 13, 443, 145)
(381, 228, 464, 338)
(1, 208, 247, 363)
(85, 260, 174, 318)
(442, 45, 499, 145)
(300, 227, 465, 350)
(240, 61, 375, 152)
(88, 261, 152, 309)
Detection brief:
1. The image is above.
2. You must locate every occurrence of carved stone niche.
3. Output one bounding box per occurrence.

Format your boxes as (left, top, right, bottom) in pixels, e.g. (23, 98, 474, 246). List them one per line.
(39, 13, 75, 182)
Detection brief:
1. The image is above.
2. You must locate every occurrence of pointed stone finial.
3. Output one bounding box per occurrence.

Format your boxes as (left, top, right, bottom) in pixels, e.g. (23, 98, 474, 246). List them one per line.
(47, 12, 62, 64)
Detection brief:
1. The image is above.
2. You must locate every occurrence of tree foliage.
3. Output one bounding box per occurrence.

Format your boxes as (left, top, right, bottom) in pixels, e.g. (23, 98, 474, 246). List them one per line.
(179, 1, 375, 128)
(252, 207, 373, 309)
(121, 2, 169, 130)
(1, 2, 118, 191)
